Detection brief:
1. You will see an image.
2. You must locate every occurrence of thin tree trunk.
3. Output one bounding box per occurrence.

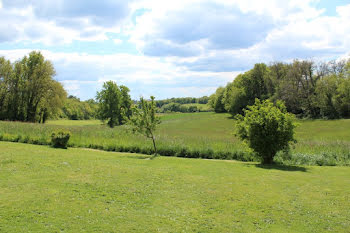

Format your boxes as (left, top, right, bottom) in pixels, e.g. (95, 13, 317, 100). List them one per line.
(151, 135, 157, 156)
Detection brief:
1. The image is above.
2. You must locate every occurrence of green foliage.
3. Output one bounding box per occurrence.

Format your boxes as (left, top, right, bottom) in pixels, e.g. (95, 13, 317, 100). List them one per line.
(96, 81, 132, 128)
(119, 85, 132, 120)
(158, 103, 211, 113)
(0, 51, 66, 123)
(61, 96, 98, 120)
(155, 96, 209, 108)
(213, 59, 350, 119)
(51, 130, 71, 149)
(223, 75, 247, 115)
(129, 96, 161, 155)
(235, 99, 296, 164)
(209, 87, 226, 113)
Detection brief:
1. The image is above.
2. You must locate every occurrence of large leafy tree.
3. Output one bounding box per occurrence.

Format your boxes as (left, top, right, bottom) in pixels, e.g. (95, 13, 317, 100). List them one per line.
(0, 51, 66, 123)
(96, 81, 132, 127)
(0, 57, 13, 119)
(24, 52, 57, 122)
(220, 63, 272, 116)
(38, 80, 67, 123)
(96, 81, 122, 128)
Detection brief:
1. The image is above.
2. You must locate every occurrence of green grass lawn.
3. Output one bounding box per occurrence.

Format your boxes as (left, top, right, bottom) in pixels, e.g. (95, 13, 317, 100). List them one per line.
(0, 142, 349, 232)
(0, 113, 350, 165)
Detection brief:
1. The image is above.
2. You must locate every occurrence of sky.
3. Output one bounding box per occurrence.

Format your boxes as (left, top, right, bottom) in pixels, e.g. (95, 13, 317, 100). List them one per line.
(0, 0, 349, 100)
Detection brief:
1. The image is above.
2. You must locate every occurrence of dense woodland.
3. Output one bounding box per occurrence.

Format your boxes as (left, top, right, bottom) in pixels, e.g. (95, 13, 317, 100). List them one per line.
(210, 59, 350, 119)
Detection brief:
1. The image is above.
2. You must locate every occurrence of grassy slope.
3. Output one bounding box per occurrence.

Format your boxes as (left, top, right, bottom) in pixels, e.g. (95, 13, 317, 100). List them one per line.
(0, 142, 349, 232)
(1, 113, 350, 164)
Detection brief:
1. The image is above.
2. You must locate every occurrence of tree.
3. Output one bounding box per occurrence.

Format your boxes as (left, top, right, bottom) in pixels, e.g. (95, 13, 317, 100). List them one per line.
(129, 96, 161, 156)
(0, 57, 13, 119)
(119, 85, 132, 120)
(0, 51, 65, 123)
(315, 74, 340, 119)
(209, 87, 226, 113)
(61, 96, 98, 120)
(96, 81, 122, 128)
(235, 99, 296, 164)
(223, 75, 247, 115)
(24, 52, 57, 122)
(96, 81, 133, 127)
(219, 63, 271, 116)
(38, 80, 67, 123)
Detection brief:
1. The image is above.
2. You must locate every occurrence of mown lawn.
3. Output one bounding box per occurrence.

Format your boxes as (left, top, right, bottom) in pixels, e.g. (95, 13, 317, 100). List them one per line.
(0, 142, 349, 232)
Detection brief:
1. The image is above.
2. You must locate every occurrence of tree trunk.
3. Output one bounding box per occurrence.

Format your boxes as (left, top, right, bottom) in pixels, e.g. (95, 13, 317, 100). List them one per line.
(151, 135, 157, 156)
(262, 155, 274, 164)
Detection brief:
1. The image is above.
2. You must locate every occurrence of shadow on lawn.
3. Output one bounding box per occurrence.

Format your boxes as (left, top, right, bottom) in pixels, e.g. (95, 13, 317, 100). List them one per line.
(125, 154, 156, 160)
(254, 164, 308, 172)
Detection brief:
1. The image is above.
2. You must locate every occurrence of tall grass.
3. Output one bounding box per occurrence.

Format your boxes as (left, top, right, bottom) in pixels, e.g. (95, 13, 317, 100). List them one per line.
(1, 112, 349, 165)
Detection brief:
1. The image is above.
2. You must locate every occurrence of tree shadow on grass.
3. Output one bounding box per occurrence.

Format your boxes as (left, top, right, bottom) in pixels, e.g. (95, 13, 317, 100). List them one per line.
(254, 163, 308, 172)
(226, 115, 235, 120)
(125, 154, 156, 160)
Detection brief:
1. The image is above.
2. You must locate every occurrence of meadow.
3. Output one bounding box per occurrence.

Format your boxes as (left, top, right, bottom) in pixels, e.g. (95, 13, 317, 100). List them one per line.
(1, 142, 349, 232)
(0, 112, 349, 166)
(181, 103, 213, 112)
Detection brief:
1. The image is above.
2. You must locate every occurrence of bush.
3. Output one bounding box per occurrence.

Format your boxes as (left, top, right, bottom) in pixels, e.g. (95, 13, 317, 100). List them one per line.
(235, 99, 296, 164)
(51, 130, 71, 149)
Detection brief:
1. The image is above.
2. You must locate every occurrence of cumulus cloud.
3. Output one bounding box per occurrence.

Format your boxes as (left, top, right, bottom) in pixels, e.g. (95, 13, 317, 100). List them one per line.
(127, 0, 350, 71)
(31, 0, 130, 28)
(0, 49, 237, 99)
(1, 0, 350, 99)
(129, 0, 323, 56)
(0, 0, 134, 44)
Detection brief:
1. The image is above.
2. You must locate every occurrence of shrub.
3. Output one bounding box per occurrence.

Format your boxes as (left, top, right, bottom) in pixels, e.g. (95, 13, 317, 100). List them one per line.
(235, 99, 296, 164)
(51, 130, 71, 149)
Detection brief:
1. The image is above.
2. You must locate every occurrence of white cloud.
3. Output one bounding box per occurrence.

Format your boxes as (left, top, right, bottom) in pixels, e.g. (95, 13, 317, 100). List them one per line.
(0, 49, 237, 99)
(1, 1, 350, 99)
(113, 39, 123, 44)
(0, 0, 131, 44)
(127, 0, 350, 71)
(336, 4, 350, 19)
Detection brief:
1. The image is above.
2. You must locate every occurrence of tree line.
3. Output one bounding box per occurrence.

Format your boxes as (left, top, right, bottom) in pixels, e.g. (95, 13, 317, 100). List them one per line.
(155, 96, 209, 108)
(209, 59, 350, 119)
(0, 52, 66, 123)
(60, 96, 98, 120)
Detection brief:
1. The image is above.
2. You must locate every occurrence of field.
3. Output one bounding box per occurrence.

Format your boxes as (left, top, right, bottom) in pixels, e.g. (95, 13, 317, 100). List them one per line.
(1, 142, 349, 232)
(0, 112, 350, 165)
(181, 103, 212, 112)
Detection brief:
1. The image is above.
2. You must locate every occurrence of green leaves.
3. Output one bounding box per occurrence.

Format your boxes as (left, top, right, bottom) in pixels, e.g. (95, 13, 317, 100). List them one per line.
(0, 51, 65, 123)
(128, 96, 161, 155)
(51, 129, 71, 149)
(96, 81, 132, 128)
(235, 99, 296, 164)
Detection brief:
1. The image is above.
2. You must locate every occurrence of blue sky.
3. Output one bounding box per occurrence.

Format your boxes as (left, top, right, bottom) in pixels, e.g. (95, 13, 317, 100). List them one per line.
(0, 0, 349, 100)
